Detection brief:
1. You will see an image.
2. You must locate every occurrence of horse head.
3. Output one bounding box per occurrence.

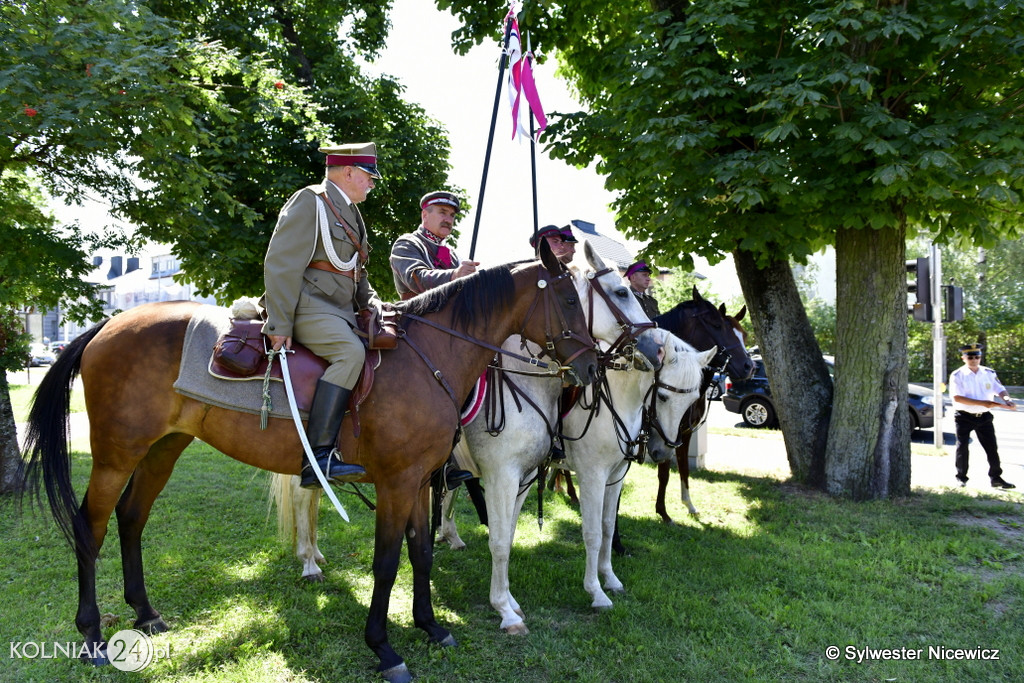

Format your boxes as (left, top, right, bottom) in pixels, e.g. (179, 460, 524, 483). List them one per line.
(644, 329, 718, 463)
(656, 287, 755, 382)
(521, 239, 599, 386)
(574, 240, 661, 372)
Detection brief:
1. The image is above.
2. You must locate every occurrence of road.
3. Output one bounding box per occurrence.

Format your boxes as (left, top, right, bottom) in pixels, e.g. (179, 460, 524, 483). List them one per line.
(702, 394, 1024, 492)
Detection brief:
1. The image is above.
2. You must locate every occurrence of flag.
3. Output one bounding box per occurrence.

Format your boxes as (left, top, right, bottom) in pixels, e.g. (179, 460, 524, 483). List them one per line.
(505, 15, 547, 141)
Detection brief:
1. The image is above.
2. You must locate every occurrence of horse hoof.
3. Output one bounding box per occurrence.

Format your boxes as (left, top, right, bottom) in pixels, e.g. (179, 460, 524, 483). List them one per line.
(502, 623, 530, 636)
(303, 572, 325, 583)
(661, 518, 677, 526)
(608, 586, 626, 596)
(592, 603, 614, 612)
(434, 634, 457, 648)
(136, 617, 169, 634)
(81, 644, 108, 666)
(379, 662, 412, 683)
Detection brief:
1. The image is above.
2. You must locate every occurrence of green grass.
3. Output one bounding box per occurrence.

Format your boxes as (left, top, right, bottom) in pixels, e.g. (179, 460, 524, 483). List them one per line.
(2, 440, 1022, 682)
(10, 381, 86, 423)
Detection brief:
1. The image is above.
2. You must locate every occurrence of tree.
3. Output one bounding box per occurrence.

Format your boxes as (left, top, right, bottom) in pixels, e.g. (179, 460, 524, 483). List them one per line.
(439, 0, 1024, 498)
(1, 0, 455, 493)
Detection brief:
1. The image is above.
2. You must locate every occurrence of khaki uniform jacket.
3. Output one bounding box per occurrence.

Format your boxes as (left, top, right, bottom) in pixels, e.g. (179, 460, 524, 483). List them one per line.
(632, 288, 661, 320)
(260, 181, 378, 339)
(389, 229, 459, 299)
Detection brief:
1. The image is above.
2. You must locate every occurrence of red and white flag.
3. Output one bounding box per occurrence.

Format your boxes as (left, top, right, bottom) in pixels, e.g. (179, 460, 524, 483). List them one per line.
(506, 13, 547, 141)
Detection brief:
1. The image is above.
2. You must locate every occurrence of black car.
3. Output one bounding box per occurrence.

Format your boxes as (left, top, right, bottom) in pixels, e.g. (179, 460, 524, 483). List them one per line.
(722, 356, 936, 431)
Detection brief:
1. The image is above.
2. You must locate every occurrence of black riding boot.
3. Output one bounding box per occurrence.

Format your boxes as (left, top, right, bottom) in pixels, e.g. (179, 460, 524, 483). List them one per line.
(300, 380, 365, 489)
(444, 453, 473, 490)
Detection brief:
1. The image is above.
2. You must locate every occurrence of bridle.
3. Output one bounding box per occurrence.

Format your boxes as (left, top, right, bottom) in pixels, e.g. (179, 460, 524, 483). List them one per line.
(399, 263, 595, 409)
(583, 267, 656, 366)
(641, 355, 723, 452)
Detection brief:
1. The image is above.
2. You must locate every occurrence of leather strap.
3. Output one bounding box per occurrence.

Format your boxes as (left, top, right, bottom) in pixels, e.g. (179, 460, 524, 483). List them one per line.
(317, 192, 368, 264)
(308, 259, 359, 281)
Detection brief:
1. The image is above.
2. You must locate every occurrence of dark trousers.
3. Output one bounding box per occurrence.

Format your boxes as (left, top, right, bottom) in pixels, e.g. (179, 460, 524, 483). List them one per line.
(954, 411, 1002, 482)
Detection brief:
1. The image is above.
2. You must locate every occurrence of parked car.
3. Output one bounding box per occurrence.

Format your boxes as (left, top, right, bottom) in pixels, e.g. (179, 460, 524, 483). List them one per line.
(48, 341, 68, 356)
(707, 371, 727, 400)
(28, 342, 56, 367)
(722, 356, 935, 431)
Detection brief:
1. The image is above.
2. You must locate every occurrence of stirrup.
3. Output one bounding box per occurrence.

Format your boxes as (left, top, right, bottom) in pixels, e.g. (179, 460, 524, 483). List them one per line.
(301, 448, 365, 489)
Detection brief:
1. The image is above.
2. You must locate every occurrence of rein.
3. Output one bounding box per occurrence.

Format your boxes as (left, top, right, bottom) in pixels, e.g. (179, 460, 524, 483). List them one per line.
(584, 267, 656, 364)
(641, 351, 729, 450)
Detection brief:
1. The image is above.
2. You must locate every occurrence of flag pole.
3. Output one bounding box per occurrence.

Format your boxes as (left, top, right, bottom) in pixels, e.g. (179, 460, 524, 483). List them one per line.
(468, 13, 516, 261)
(527, 33, 539, 238)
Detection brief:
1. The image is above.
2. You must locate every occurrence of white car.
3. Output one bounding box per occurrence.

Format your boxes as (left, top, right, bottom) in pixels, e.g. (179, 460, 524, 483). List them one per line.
(28, 342, 56, 367)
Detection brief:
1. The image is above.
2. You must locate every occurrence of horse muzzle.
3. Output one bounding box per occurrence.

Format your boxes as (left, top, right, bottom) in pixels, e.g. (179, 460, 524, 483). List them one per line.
(632, 330, 663, 372)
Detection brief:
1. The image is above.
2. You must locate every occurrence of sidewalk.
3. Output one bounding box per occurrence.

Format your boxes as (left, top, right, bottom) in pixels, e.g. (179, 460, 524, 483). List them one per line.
(703, 430, 975, 494)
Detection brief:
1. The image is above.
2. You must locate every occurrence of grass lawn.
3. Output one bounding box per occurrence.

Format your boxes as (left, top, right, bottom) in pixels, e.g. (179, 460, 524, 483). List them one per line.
(3, 436, 1022, 682)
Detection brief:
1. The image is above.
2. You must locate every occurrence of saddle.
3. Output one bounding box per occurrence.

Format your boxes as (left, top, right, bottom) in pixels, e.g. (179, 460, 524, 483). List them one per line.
(209, 318, 380, 421)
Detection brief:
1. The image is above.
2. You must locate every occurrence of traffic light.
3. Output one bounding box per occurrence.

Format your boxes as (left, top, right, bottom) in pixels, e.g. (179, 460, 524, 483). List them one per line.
(943, 285, 964, 322)
(905, 257, 932, 322)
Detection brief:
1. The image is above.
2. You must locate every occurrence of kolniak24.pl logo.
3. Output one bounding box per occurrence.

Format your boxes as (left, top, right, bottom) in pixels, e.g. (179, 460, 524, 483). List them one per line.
(10, 629, 171, 671)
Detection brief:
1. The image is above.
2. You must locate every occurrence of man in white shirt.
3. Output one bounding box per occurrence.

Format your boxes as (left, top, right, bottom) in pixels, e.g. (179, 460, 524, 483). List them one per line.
(949, 343, 1017, 489)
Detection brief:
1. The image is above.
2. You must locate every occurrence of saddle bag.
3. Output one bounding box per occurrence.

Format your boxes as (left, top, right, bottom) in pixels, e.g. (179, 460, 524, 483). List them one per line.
(212, 320, 267, 376)
(357, 305, 400, 350)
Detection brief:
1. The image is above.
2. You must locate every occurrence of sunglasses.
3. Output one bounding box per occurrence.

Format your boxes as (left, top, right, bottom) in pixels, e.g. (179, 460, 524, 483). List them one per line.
(964, 353, 982, 358)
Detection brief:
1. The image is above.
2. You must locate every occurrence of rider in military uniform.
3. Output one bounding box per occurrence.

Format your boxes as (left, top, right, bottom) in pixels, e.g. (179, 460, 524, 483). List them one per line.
(389, 190, 478, 487)
(389, 190, 479, 300)
(625, 261, 660, 320)
(530, 224, 578, 265)
(261, 142, 382, 489)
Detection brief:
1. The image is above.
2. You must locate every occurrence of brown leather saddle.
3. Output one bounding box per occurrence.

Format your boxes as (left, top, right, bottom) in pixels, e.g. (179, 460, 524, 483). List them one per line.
(209, 319, 378, 420)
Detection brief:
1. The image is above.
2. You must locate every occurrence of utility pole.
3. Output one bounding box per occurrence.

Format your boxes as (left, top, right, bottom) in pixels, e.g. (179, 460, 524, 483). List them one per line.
(930, 243, 945, 450)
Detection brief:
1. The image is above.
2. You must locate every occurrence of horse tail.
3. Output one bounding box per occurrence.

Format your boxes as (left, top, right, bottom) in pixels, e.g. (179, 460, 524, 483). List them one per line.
(23, 318, 110, 554)
(268, 472, 298, 546)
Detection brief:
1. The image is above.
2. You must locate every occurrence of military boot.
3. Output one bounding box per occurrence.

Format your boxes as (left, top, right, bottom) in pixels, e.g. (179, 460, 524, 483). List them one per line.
(300, 380, 365, 489)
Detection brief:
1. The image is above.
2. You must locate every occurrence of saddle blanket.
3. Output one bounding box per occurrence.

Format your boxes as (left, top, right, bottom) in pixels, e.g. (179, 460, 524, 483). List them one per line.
(173, 304, 300, 420)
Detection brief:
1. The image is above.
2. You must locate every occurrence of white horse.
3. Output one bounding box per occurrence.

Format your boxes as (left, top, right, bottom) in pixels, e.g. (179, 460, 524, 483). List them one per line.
(271, 241, 659, 581)
(439, 327, 714, 632)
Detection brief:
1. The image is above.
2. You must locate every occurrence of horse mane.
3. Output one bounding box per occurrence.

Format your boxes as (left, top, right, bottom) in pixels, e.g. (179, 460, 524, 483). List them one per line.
(396, 261, 526, 331)
(653, 297, 710, 330)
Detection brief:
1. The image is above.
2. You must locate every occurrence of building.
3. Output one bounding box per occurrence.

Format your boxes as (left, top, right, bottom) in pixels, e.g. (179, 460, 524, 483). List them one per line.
(38, 246, 217, 345)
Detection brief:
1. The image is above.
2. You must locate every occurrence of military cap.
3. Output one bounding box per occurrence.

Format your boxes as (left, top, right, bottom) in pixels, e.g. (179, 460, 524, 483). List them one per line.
(625, 261, 653, 278)
(529, 224, 563, 249)
(420, 191, 461, 212)
(319, 142, 381, 178)
(559, 225, 579, 243)
(960, 342, 984, 355)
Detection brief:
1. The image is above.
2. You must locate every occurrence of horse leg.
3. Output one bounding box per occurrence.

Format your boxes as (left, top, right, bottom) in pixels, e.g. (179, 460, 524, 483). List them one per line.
(407, 485, 452, 645)
(598, 478, 626, 596)
(610, 492, 627, 556)
(366, 483, 450, 683)
(486, 468, 529, 634)
(292, 476, 326, 581)
(574, 466, 615, 609)
(437, 489, 466, 550)
(564, 470, 579, 506)
(677, 442, 698, 515)
(75, 464, 138, 662)
(116, 433, 194, 633)
(655, 460, 675, 525)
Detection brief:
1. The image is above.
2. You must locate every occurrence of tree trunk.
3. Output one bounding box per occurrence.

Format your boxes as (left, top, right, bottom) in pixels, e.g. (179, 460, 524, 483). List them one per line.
(0, 372, 26, 495)
(733, 249, 832, 486)
(825, 225, 911, 499)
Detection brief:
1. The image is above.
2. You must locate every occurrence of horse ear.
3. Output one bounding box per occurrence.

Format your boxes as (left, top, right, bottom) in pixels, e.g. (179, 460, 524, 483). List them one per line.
(735, 305, 747, 321)
(584, 239, 603, 270)
(539, 236, 561, 273)
(692, 285, 702, 301)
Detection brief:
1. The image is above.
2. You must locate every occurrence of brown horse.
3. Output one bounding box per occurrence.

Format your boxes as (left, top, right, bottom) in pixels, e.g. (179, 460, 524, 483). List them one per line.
(23, 245, 598, 683)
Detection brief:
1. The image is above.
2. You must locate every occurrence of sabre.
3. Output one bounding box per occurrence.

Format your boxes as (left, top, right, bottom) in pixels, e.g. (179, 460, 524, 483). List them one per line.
(278, 348, 350, 522)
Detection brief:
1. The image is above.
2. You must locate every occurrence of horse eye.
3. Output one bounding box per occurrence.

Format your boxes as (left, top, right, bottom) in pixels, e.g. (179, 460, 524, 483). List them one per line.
(658, 393, 668, 402)
(566, 297, 577, 306)
(615, 288, 629, 298)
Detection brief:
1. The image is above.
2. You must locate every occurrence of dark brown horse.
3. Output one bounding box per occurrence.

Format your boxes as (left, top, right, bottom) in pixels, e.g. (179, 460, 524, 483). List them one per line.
(651, 289, 754, 526)
(23, 245, 598, 683)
